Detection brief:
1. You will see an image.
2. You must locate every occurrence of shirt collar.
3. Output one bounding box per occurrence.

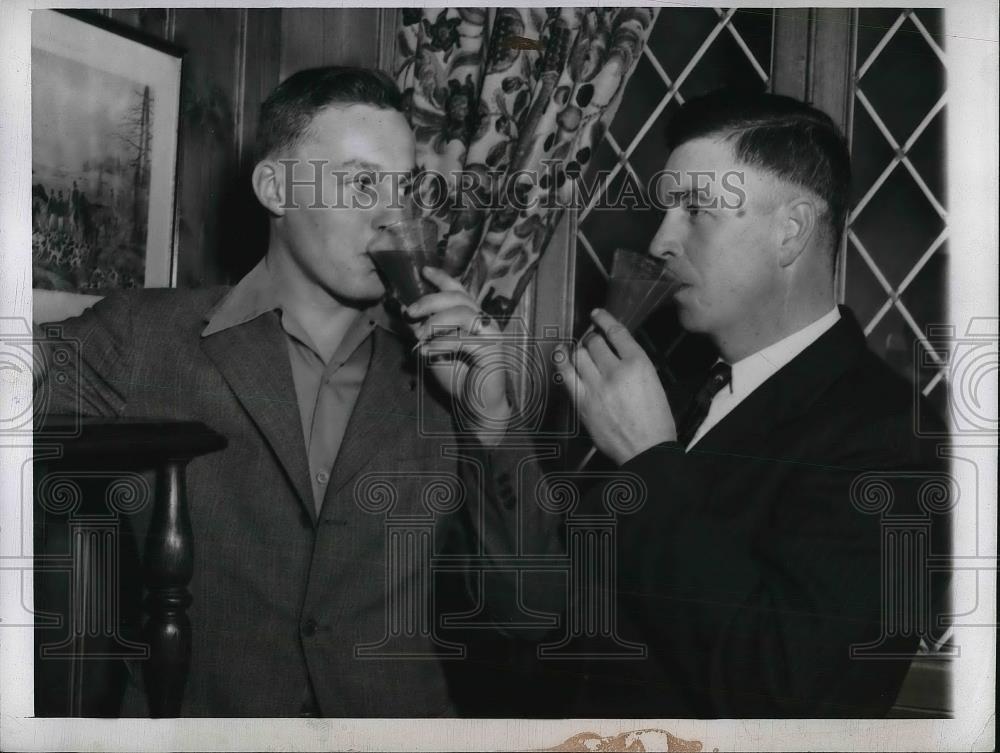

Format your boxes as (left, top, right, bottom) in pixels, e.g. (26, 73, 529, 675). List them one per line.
(686, 307, 841, 450)
(201, 259, 278, 337)
(201, 258, 399, 340)
(727, 306, 842, 395)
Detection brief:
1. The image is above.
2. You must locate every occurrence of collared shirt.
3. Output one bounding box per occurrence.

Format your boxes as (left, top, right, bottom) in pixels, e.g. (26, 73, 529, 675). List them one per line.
(687, 307, 841, 450)
(202, 259, 392, 512)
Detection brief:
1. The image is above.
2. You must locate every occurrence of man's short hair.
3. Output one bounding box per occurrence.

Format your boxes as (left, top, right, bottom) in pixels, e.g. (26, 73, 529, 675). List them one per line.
(665, 89, 852, 258)
(256, 66, 403, 160)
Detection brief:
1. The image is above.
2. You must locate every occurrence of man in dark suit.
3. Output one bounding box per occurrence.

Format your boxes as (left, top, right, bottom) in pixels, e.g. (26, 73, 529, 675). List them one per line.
(34, 67, 560, 716)
(555, 91, 949, 717)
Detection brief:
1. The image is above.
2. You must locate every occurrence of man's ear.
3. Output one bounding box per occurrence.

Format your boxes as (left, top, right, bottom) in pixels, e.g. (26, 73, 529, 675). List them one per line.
(776, 195, 820, 267)
(251, 160, 286, 217)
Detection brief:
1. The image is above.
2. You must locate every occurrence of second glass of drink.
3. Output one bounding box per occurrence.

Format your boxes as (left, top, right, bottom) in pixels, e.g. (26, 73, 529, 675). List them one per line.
(367, 217, 442, 307)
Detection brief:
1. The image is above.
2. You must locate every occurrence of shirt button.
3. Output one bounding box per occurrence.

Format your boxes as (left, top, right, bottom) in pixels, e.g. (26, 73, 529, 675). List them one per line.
(316, 471, 330, 485)
(301, 619, 318, 637)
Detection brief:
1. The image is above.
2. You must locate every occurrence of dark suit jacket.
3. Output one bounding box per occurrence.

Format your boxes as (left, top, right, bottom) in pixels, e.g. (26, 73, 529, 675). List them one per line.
(573, 308, 949, 717)
(37, 288, 562, 717)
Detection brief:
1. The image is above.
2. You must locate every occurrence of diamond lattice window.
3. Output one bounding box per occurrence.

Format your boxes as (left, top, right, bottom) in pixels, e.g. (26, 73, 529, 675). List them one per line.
(846, 8, 948, 419)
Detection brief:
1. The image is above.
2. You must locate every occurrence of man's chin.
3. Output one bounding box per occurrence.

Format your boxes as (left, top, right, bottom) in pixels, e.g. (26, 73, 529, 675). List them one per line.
(324, 284, 385, 308)
(676, 303, 709, 335)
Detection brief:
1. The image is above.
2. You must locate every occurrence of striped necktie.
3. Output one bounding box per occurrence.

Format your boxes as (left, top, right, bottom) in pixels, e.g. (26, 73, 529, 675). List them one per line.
(677, 361, 732, 447)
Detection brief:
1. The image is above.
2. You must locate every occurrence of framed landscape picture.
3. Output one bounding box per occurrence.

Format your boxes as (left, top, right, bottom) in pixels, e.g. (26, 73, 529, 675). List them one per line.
(31, 10, 182, 292)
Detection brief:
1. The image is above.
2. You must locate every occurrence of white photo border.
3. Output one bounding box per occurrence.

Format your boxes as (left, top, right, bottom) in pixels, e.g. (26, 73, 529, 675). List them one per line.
(1, 1, 996, 751)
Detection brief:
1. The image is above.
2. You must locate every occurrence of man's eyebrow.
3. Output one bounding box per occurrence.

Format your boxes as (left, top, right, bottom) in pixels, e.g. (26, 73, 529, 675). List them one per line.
(666, 187, 715, 203)
(337, 159, 384, 171)
(664, 189, 695, 202)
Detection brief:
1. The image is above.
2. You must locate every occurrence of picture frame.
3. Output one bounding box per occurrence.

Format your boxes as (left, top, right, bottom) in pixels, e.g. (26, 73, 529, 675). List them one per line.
(31, 9, 182, 292)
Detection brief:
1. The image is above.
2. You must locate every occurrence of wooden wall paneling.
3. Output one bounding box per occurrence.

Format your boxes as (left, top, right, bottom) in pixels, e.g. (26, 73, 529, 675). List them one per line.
(323, 9, 379, 69)
(532, 210, 577, 347)
(531, 208, 579, 465)
(227, 9, 283, 282)
(770, 8, 812, 100)
(280, 8, 381, 81)
(809, 9, 857, 302)
(808, 9, 857, 137)
(240, 10, 283, 166)
(772, 7, 857, 132)
(169, 9, 242, 288)
(279, 9, 326, 81)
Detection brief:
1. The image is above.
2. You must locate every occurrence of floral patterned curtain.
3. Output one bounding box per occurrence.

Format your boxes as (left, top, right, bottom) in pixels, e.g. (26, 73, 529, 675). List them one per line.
(397, 7, 658, 321)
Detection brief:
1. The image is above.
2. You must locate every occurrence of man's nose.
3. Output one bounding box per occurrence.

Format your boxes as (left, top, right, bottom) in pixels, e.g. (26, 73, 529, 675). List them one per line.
(648, 212, 683, 260)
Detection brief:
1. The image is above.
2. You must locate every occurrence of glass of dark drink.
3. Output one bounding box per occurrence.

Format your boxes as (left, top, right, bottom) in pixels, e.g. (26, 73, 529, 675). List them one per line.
(582, 248, 681, 345)
(367, 218, 442, 306)
(605, 247, 681, 330)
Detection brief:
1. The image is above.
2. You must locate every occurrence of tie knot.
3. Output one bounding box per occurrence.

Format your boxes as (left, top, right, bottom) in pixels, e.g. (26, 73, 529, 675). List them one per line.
(706, 361, 732, 398)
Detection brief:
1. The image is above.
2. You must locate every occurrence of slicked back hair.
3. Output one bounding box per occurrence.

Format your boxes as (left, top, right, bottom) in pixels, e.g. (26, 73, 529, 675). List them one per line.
(256, 66, 403, 160)
(665, 89, 852, 261)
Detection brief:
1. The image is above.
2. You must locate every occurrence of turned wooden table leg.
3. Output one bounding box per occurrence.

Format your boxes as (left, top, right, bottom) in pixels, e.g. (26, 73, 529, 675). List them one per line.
(143, 460, 194, 717)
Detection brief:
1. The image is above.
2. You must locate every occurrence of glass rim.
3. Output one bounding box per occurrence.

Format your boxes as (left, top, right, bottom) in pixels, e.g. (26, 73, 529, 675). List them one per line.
(375, 217, 434, 231)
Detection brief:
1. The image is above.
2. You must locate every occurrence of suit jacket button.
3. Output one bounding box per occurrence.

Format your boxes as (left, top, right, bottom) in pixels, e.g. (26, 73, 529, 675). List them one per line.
(302, 618, 318, 637)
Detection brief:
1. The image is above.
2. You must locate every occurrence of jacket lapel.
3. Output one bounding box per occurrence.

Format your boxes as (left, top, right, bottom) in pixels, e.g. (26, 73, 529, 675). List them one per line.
(329, 326, 419, 496)
(200, 312, 315, 516)
(693, 307, 869, 455)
